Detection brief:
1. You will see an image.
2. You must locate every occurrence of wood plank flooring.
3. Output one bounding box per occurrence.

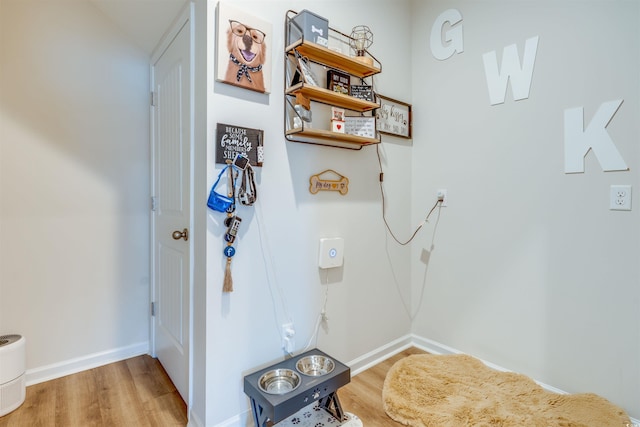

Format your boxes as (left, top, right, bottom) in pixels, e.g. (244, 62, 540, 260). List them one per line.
(338, 347, 426, 426)
(0, 355, 187, 427)
(0, 347, 425, 427)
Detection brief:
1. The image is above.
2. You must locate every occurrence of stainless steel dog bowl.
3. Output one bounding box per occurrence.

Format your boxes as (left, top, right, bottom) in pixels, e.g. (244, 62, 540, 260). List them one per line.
(296, 355, 335, 377)
(258, 369, 301, 395)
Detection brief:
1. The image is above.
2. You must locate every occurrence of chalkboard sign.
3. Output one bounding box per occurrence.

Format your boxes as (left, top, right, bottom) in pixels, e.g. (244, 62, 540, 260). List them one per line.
(215, 123, 264, 167)
(350, 85, 373, 102)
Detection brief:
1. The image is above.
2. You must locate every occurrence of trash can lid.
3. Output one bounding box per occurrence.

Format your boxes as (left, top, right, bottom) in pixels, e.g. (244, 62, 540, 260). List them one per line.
(0, 334, 22, 347)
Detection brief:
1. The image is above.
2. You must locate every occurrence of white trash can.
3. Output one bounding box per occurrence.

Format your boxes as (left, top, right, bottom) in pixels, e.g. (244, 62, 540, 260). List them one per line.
(0, 334, 26, 416)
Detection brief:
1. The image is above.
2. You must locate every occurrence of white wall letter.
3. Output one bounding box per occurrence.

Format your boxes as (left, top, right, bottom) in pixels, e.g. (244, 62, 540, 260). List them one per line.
(430, 9, 464, 61)
(483, 36, 539, 105)
(564, 100, 628, 173)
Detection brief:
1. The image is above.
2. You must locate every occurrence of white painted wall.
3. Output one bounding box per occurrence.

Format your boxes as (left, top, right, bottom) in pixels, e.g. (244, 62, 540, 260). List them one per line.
(410, 0, 639, 419)
(0, 0, 150, 375)
(2, 0, 636, 423)
(197, 0, 413, 424)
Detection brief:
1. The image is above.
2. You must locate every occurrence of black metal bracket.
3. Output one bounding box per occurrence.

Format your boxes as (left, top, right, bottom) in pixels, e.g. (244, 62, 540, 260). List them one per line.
(250, 398, 271, 427)
(319, 392, 345, 422)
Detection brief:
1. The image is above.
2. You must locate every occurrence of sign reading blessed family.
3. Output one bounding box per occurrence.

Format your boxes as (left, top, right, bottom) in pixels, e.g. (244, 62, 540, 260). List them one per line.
(376, 95, 412, 138)
(216, 123, 264, 167)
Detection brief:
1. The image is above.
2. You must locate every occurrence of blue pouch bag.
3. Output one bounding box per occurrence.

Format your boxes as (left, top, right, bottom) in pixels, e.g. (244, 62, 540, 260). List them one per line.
(207, 166, 235, 213)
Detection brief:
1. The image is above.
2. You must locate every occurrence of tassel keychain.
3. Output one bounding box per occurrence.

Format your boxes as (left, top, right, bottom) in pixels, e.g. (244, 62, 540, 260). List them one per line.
(223, 251, 234, 292)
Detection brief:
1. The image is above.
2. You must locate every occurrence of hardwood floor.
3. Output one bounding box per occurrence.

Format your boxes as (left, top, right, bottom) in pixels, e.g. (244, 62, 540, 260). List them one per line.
(338, 347, 426, 426)
(0, 355, 187, 427)
(0, 347, 424, 427)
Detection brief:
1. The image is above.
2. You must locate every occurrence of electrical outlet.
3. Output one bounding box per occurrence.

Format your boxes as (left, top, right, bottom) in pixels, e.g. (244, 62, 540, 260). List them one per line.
(610, 185, 632, 211)
(437, 189, 448, 206)
(281, 322, 295, 353)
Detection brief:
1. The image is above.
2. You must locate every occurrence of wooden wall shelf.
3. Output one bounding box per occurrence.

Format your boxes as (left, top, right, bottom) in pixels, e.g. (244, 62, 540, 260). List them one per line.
(286, 83, 379, 112)
(285, 40, 381, 78)
(284, 10, 382, 150)
(285, 128, 379, 149)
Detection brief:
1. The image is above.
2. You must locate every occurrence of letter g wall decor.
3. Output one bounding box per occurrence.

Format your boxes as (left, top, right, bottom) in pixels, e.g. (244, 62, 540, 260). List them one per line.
(429, 8, 629, 174)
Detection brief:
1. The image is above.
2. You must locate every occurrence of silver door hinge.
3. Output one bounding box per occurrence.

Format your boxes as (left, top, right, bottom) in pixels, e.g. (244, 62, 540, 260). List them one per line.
(151, 196, 157, 212)
(151, 91, 157, 107)
(151, 302, 156, 317)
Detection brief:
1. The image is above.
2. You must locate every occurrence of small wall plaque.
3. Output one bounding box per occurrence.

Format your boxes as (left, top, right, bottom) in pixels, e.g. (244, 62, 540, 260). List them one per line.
(215, 123, 264, 166)
(327, 70, 350, 95)
(345, 116, 376, 138)
(376, 95, 412, 138)
(350, 84, 373, 102)
(309, 169, 349, 195)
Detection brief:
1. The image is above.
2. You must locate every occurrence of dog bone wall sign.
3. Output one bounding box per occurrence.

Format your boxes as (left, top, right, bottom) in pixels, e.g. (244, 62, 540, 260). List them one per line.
(309, 169, 349, 195)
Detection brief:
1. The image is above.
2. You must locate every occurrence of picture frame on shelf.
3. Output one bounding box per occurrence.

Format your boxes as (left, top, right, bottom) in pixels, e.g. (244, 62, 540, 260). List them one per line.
(350, 84, 373, 102)
(345, 116, 376, 138)
(292, 50, 319, 86)
(327, 70, 350, 95)
(375, 94, 412, 138)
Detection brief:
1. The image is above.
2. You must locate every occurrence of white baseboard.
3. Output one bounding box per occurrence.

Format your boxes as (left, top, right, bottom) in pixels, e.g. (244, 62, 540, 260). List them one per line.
(346, 334, 413, 376)
(410, 333, 460, 355)
(25, 341, 149, 386)
(213, 411, 250, 427)
(188, 409, 205, 427)
(412, 334, 583, 393)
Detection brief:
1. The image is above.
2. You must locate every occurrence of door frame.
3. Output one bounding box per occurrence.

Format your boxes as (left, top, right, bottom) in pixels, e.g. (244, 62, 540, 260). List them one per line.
(149, 2, 194, 408)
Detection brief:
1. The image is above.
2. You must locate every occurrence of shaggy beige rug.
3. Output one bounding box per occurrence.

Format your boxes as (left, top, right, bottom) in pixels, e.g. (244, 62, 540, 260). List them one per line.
(383, 354, 631, 427)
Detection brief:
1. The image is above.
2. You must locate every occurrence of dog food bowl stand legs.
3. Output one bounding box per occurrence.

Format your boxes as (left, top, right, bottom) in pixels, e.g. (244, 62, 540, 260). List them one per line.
(244, 349, 350, 427)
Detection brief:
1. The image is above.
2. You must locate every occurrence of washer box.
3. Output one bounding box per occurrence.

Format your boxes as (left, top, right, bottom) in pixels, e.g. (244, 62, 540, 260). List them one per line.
(289, 10, 329, 47)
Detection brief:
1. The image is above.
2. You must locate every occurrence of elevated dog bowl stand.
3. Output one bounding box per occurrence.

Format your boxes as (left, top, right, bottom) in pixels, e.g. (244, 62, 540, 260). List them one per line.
(243, 349, 350, 427)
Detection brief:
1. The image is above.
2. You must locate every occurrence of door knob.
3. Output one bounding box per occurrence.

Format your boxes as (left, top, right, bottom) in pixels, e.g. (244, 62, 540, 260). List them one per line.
(172, 228, 189, 241)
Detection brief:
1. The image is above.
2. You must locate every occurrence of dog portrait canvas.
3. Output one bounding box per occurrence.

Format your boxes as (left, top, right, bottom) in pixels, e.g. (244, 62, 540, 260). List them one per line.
(216, 2, 272, 94)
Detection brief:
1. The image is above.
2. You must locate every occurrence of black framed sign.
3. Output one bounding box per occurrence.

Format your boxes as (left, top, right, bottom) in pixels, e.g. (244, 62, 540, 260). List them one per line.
(350, 84, 373, 101)
(216, 123, 264, 167)
(375, 94, 412, 138)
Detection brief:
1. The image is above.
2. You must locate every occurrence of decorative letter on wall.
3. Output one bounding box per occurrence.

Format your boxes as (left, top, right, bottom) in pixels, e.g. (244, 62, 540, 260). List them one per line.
(482, 36, 539, 105)
(430, 9, 464, 61)
(564, 100, 628, 173)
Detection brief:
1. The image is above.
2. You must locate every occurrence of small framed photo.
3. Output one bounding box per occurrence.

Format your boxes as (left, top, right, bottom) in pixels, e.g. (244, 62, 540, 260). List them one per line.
(376, 94, 412, 138)
(331, 107, 345, 122)
(327, 70, 350, 95)
(293, 50, 319, 86)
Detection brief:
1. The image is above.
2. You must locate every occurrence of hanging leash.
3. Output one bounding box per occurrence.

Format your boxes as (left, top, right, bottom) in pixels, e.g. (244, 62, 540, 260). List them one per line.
(238, 162, 257, 206)
(210, 155, 257, 293)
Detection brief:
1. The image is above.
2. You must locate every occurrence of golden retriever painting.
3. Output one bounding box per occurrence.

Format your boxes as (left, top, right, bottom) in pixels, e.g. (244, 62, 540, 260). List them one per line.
(217, 3, 271, 93)
(224, 19, 267, 93)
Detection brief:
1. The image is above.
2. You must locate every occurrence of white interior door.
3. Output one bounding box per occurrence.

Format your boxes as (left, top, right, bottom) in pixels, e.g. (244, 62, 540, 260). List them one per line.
(151, 20, 191, 403)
